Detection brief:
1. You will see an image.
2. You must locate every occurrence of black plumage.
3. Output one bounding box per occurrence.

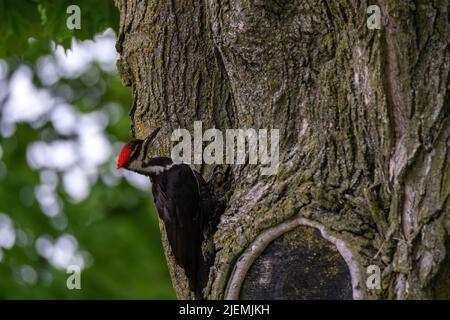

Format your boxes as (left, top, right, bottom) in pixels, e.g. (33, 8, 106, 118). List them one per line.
(150, 164, 218, 299)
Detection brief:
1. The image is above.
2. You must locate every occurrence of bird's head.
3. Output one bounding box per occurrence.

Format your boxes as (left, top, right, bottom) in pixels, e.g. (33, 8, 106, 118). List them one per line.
(117, 127, 161, 173)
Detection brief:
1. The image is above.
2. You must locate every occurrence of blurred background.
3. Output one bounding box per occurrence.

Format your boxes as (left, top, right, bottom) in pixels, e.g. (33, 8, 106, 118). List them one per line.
(0, 1, 175, 299)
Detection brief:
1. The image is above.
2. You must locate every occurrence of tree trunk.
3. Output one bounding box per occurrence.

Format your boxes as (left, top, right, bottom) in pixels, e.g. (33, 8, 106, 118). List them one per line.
(114, 0, 449, 300)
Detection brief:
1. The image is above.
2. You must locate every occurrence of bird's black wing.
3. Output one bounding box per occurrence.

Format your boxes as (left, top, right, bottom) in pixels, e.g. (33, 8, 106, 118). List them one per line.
(151, 164, 206, 297)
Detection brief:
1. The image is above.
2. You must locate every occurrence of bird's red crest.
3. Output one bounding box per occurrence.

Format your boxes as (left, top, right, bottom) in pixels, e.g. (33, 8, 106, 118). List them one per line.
(117, 143, 132, 169)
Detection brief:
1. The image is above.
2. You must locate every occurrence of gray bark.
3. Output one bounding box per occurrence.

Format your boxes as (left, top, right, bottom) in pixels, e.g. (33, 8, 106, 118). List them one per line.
(115, 0, 450, 299)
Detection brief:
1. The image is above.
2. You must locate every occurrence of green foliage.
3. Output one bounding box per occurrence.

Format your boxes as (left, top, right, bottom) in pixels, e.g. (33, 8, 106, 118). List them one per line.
(0, 2, 176, 299)
(0, 58, 176, 298)
(0, 0, 119, 59)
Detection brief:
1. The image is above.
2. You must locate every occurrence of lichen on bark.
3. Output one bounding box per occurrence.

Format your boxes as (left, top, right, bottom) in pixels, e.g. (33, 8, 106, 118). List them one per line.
(115, 0, 449, 299)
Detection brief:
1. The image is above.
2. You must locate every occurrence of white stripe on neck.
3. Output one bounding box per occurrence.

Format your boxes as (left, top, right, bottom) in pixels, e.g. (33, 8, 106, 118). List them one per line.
(148, 163, 173, 174)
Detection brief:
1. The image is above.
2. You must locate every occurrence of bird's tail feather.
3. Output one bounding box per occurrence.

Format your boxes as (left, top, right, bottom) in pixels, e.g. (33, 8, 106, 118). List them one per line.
(185, 248, 208, 300)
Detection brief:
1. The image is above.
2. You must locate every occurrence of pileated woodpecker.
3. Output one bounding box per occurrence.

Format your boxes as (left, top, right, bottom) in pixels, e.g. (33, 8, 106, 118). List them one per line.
(116, 127, 223, 299)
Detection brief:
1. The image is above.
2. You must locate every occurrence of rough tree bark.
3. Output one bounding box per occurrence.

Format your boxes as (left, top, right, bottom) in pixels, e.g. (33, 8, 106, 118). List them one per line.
(114, 0, 449, 299)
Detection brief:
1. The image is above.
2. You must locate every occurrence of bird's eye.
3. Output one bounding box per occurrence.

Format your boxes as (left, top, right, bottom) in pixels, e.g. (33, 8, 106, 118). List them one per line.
(133, 143, 143, 156)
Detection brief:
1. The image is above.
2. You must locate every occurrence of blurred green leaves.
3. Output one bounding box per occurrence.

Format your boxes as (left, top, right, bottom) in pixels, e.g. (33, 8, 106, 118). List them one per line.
(0, 2, 176, 300)
(0, 0, 119, 59)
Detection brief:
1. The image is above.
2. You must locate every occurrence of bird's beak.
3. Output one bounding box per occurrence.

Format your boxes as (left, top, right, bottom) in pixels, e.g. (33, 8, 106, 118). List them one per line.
(144, 127, 161, 144)
(141, 127, 161, 160)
